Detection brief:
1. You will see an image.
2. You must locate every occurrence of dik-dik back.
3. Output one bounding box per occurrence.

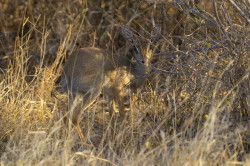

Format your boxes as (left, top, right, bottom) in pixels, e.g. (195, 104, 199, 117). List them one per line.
(61, 26, 161, 124)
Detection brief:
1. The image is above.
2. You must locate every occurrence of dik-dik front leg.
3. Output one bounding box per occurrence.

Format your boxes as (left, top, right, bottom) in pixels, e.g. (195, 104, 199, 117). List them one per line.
(117, 91, 126, 119)
(114, 88, 126, 119)
(106, 88, 126, 120)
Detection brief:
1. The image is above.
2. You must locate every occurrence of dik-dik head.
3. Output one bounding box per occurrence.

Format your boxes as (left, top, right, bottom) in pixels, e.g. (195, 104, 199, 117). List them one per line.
(121, 25, 161, 75)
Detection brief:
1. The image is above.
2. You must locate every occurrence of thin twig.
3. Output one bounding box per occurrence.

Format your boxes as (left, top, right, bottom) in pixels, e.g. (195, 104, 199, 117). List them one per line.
(228, 0, 250, 24)
(173, 0, 219, 27)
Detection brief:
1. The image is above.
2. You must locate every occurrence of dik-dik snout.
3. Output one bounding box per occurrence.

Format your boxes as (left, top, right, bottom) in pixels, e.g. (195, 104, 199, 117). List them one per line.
(60, 25, 161, 125)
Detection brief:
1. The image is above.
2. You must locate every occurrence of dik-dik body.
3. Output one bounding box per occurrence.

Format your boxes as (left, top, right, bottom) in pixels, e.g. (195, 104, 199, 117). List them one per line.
(60, 26, 160, 124)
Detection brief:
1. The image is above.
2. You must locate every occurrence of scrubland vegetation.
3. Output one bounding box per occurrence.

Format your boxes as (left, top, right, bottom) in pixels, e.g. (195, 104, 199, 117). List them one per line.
(0, 0, 249, 165)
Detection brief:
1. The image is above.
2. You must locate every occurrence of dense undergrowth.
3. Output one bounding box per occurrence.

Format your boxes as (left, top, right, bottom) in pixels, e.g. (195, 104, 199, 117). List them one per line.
(0, 0, 249, 165)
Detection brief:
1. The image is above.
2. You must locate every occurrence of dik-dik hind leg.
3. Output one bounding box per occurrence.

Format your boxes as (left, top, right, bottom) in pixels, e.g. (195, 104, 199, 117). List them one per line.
(70, 89, 101, 125)
(65, 93, 85, 141)
(69, 89, 101, 142)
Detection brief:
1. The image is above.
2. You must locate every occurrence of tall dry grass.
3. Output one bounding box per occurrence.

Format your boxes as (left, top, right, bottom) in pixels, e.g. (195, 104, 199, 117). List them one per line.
(0, 0, 249, 165)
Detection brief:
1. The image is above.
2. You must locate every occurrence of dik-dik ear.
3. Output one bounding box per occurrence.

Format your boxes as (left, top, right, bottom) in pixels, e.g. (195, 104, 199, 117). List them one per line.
(121, 26, 139, 53)
(149, 25, 161, 51)
(121, 26, 143, 62)
(151, 25, 161, 39)
(121, 26, 136, 45)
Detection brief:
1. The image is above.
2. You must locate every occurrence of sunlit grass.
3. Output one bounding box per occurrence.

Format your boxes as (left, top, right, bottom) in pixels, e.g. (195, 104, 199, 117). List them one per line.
(0, 0, 249, 165)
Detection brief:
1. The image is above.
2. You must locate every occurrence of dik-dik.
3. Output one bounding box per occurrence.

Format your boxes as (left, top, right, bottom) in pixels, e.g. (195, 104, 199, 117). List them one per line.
(60, 26, 161, 125)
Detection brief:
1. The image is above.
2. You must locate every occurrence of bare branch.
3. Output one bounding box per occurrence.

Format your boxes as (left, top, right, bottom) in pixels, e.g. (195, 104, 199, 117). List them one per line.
(228, 0, 250, 24)
(173, 0, 219, 27)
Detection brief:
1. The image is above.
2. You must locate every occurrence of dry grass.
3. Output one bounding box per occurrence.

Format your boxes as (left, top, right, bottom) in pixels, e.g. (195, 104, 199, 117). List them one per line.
(0, 0, 249, 165)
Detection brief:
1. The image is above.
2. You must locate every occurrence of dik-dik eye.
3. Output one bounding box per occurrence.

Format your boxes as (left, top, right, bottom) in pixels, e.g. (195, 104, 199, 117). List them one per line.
(149, 44, 154, 50)
(133, 46, 139, 54)
(141, 60, 145, 64)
